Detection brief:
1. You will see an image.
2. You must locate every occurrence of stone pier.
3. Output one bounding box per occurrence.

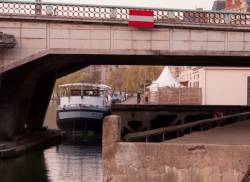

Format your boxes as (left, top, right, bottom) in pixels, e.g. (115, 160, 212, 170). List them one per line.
(103, 115, 250, 182)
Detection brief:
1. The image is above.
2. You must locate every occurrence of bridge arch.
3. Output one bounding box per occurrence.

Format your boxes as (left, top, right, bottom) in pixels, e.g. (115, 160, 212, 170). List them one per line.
(2, 1, 250, 139)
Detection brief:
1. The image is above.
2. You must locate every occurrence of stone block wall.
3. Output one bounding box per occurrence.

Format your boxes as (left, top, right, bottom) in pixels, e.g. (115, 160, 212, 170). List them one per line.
(103, 115, 250, 182)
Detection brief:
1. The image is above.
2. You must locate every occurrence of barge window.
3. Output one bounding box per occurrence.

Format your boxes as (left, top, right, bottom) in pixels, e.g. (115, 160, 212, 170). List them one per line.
(71, 89, 81, 96)
(84, 90, 100, 96)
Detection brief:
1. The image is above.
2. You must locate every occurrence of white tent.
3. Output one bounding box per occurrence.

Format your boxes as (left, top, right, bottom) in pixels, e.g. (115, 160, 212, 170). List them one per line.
(148, 66, 180, 91)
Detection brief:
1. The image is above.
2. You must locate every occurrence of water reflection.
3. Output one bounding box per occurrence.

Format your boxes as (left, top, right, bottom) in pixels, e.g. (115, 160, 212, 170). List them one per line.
(0, 151, 49, 182)
(0, 102, 102, 182)
(0, 143, 102, 182)
(43, 102, 103, 182)
(45, 144, 102, 182)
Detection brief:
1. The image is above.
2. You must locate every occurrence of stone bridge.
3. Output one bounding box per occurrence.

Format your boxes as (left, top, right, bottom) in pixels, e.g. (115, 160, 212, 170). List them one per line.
(1, 1, 250, 139)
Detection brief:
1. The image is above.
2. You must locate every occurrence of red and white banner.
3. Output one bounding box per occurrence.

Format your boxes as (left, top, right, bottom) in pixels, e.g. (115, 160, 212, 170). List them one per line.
(128, 10, 154, 28)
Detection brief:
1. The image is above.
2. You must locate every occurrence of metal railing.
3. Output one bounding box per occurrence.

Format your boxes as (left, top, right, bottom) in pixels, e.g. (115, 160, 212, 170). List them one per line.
(124, 111, 250, 142)
(1, 1, 250, 26)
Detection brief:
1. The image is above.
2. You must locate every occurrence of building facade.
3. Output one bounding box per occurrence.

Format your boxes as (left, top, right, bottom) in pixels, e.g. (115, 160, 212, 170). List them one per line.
(177, 66, 201, 88)
(174, 66, 250, 105)
(225, 0, 250, 11)
(212, 0, 250, 12)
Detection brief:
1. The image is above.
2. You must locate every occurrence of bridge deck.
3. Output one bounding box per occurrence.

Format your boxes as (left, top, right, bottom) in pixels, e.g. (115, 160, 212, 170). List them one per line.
(166, 119, 250, 145)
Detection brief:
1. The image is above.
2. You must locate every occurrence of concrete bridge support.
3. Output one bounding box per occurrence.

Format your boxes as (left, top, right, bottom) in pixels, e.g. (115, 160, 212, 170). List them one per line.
(26, 77, 55, 130)
(0, 66, 34, 139)
(0, 54, 89, 139)
(0, 66, 52, 139)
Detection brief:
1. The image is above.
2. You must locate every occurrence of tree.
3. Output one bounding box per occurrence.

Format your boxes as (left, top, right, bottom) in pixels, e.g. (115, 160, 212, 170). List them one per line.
(54, 65, 163, 96)
(54, 67, 98, 95)
(105, 68, 126, 95)
(106, 66, 163, 93)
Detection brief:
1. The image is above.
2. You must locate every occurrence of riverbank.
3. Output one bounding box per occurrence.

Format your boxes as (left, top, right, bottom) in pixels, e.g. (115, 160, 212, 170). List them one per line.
(0, 129, 62, 159)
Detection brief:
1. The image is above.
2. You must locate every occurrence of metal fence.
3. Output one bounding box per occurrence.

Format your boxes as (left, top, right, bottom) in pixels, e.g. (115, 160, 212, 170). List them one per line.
(149, 87, 202, 105)
(124, 111, 250, 142)
(1, 1, 250, 26)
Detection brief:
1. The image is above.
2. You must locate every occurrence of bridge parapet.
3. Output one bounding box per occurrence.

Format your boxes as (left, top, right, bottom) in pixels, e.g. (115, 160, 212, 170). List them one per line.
(1, 0, 250, 27)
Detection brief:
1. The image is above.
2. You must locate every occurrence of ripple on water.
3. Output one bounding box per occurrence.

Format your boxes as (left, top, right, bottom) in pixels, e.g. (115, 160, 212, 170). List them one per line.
(44, 144, 103, 182)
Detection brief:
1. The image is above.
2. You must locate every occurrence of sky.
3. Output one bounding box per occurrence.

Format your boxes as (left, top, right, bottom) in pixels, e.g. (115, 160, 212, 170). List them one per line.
(25, 0, 215, 10)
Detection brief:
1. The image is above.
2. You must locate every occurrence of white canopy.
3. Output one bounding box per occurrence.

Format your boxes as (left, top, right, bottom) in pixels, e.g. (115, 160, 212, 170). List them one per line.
(148, 66, 180, 91)
(59, 83, 111, 90)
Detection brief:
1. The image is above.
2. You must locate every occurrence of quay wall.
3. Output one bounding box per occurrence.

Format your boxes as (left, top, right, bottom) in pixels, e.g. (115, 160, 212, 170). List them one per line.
(103, 115, 250, 182)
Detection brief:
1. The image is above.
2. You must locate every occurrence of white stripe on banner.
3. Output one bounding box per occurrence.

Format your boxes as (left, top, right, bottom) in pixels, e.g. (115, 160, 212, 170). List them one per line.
(129, 15, 154, 22)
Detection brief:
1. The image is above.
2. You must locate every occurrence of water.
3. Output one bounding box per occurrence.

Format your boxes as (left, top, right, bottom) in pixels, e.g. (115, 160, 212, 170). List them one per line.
(0, 102, 103, 182)
(0, 144, 102, 182)
(45, 144, 102, 182)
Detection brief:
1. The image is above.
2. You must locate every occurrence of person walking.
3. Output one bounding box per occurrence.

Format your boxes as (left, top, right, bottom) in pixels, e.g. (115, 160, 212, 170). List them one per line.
(137, 92, 141, 104)
(145, 91, 149, 104)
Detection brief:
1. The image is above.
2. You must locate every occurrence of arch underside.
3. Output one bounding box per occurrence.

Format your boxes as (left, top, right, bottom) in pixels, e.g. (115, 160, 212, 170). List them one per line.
(0, 53, 250, 139)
